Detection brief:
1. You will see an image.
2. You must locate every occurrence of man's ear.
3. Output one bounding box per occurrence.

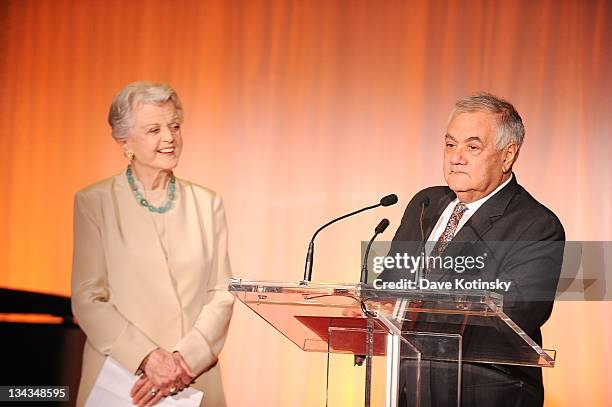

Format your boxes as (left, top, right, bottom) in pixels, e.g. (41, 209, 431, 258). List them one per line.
(502, 143, 519, 173)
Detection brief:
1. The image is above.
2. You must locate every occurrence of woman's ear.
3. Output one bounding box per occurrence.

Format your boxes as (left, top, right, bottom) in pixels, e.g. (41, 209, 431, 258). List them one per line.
(115, 137, 128, 151)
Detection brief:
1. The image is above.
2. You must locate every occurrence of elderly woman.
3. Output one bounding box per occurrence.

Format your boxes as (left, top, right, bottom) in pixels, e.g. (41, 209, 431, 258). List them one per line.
(71, 81, 234, 406)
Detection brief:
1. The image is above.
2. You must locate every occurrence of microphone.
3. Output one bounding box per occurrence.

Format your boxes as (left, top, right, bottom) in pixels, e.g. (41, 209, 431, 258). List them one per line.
(302, 194, 398, 283)
(355, 218, 390, 368)
(380, 194, 399, 207)
(375, 218, 390, 234)
(360, 219, 390, 284)
(416, 196, 430, 281)
(418, 196, 430, 242)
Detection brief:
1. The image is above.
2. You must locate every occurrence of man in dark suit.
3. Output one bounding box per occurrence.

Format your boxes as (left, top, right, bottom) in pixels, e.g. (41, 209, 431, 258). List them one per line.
(383, 93, 565, 406)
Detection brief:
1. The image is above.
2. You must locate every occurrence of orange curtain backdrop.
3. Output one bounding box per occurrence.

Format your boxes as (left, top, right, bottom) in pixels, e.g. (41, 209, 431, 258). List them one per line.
(1, 0, 611, 405)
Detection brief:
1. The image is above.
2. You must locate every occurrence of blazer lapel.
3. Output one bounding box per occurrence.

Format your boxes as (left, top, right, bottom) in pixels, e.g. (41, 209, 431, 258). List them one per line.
(454, 174, 520, 243)
(434, 174, 520, 279)
(164, 179, 209, 290)
(113, 172, 170, 269)
(422, 188, 455, 241)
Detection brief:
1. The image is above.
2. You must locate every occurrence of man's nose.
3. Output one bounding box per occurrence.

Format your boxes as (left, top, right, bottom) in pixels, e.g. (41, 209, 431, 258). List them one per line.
(449, 147, 467, 165)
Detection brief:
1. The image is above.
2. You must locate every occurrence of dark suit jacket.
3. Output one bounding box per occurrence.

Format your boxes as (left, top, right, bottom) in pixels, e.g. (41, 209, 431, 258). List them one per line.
(384, 174, 565, 403)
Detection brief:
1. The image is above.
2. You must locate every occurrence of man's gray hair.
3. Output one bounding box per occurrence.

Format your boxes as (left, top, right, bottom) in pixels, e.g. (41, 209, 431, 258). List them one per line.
(450, 92, 525, 150)
(108, 81, 184, 140)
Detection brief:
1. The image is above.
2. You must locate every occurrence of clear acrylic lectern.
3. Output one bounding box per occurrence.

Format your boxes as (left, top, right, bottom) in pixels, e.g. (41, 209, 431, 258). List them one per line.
(229, 279, 556, 407)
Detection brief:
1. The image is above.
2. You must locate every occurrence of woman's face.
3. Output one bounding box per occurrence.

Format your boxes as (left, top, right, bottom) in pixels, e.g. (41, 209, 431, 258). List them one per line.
(119, 102, 183, 172)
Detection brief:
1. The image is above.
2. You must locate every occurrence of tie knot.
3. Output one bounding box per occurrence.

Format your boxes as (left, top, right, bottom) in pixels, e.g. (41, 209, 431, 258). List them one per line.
(453, 202, 468, 215)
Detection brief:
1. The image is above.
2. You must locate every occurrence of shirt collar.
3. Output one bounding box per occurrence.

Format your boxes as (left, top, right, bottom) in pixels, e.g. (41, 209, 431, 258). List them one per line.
(460, 173, 514, 211)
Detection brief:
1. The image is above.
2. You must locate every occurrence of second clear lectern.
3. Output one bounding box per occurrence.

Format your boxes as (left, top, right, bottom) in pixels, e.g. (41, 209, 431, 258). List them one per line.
(229, 279, 556, 407)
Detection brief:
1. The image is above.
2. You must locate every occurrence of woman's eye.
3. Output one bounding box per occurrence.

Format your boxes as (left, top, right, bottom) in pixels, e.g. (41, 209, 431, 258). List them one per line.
(148, 128, 160, 134)
(446, 143, 455, 148)
(171, 124, 181, 131)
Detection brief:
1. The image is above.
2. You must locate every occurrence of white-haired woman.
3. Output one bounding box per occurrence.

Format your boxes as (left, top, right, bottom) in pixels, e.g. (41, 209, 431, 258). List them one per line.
(71, 81, 234, 406)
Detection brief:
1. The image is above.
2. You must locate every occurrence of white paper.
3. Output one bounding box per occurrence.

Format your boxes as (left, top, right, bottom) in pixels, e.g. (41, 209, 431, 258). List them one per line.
(85, 357, 203, 407)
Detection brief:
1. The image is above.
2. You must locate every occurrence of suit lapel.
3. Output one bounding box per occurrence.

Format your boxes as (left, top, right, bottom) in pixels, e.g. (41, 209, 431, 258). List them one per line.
(422, 189, 455, 241)
(434, 175, 520, 280)
(454, 174, 520, 243)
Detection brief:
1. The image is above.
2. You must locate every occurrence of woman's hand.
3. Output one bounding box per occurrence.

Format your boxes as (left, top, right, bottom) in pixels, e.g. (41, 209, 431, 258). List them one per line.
(131, 349, 181, 405)
(142, 348, 183, 389)
(130, 350, 196, 406)
(131, 376, 162, 407)
(172, 351, 196, 389)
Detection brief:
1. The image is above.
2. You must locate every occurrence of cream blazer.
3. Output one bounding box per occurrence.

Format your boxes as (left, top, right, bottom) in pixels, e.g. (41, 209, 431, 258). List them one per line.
(71, 172, 234, 406)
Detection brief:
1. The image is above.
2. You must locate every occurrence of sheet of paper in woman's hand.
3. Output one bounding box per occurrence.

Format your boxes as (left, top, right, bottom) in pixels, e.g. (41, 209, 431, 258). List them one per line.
(85, 357, 203, 407)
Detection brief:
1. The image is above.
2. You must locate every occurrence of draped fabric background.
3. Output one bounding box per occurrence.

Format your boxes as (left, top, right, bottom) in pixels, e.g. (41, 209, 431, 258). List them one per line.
(1, 0, 611, 405)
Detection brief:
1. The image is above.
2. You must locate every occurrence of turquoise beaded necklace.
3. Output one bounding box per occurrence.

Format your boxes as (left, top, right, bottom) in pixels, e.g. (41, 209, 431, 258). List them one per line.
(126, 164, 176, 213)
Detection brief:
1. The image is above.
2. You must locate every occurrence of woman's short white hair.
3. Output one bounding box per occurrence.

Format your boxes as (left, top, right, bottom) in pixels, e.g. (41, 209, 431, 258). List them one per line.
(108, 81, 184, 140)
(449, 92, 525, 150)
